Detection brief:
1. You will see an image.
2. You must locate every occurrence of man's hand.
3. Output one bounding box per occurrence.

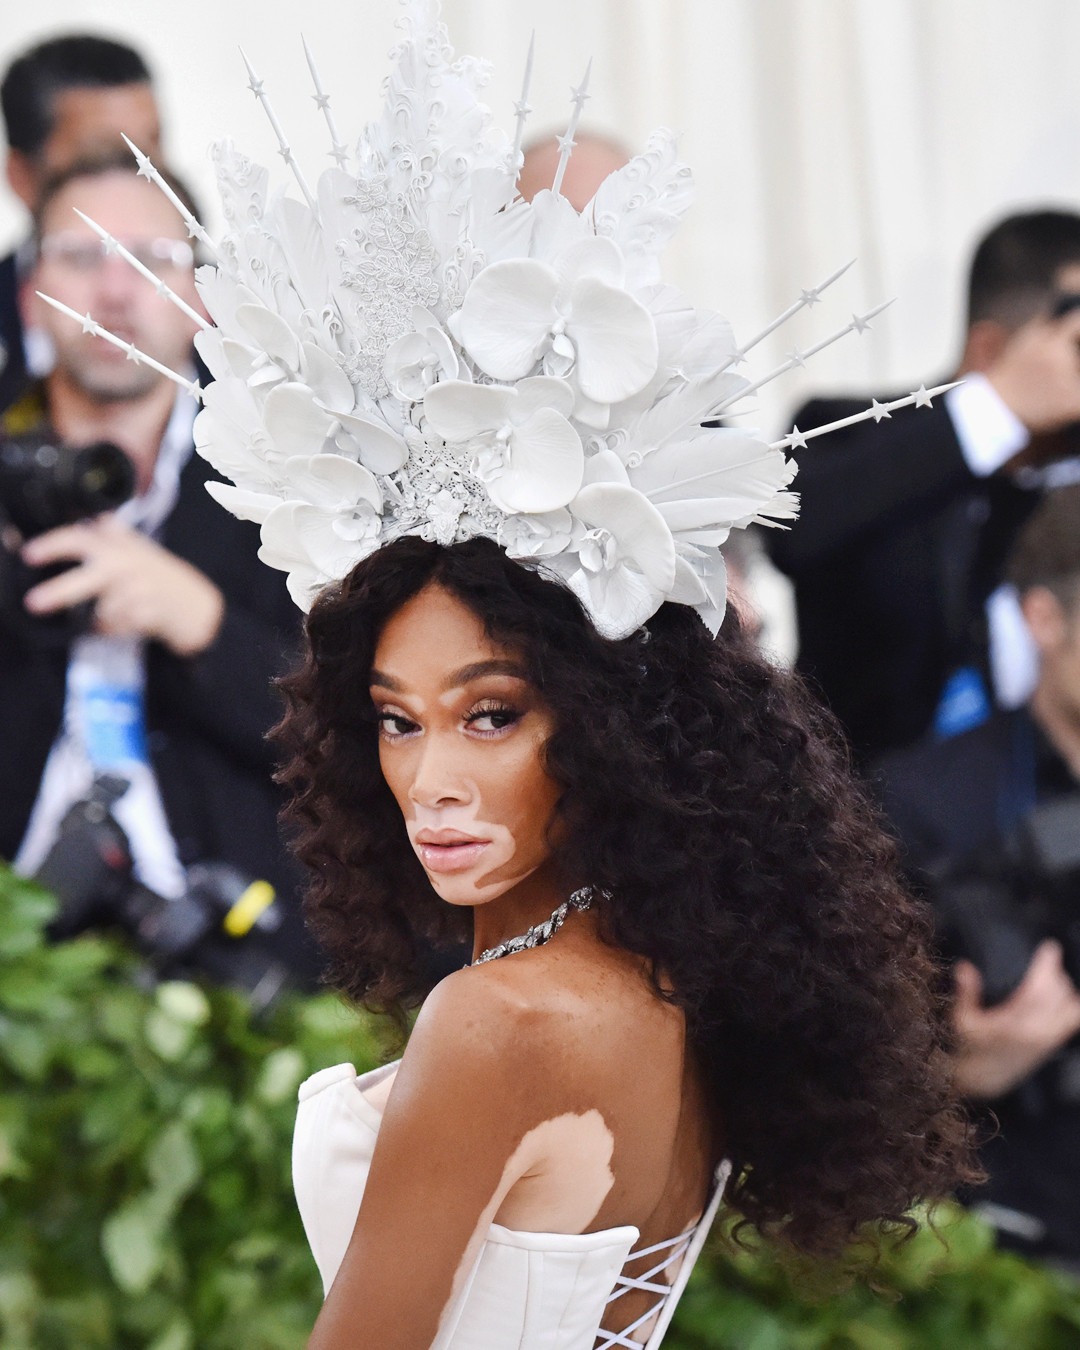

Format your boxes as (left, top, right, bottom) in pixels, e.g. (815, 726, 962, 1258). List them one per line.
(21, 515, 225, 658)
(986, 307, 1080, 438)
(952, 939, 1080, 1099)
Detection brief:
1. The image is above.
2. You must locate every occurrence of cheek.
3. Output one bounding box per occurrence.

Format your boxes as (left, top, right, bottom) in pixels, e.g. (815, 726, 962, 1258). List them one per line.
(481, 749, 560, 852)
(378, 744, 412, 815)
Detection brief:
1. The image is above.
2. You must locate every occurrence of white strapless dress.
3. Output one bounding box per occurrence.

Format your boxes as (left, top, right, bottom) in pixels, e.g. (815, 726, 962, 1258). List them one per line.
(293, 1061, 730, 1350)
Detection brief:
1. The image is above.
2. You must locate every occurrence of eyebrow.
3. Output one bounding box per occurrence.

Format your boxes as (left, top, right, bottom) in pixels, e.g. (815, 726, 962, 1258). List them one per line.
(369, 658, 528, 693)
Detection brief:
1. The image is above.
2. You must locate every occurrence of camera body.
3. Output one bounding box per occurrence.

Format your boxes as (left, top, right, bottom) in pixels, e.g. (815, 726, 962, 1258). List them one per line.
(928, 792, 1080, 1007)
(0, 433, 134, 642)
(36, 775, 293, 1010)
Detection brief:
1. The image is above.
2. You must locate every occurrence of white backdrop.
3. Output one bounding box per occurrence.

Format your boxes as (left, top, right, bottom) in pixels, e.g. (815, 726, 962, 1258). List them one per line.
(4, 0, 1080, 436)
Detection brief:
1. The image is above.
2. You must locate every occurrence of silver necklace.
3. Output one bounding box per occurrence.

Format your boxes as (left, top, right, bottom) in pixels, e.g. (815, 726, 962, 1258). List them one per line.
(471, 886, 596, 965)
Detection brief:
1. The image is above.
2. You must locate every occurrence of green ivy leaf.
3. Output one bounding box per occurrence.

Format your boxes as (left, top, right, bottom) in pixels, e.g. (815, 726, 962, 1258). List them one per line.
(155, 981, 211, 1027)
(146, 1121, 201, 1206)
(146, 1315, 194, 1350)
(0, 1021, 50, 1081)
(144, 1008, 196, 1062)
(101, 1191, 172, 1295)
(256, 1048, 306, 1105)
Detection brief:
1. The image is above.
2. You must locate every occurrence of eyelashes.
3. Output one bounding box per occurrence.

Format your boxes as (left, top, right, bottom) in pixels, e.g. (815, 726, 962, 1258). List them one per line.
(466, 700, 523, 735)
(377, 711, 419, 739)
(375, 700, 523, 742)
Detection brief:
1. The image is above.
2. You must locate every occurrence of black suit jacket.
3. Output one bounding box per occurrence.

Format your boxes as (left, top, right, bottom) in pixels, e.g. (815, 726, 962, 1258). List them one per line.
(768, 394, 1038, 764)
(0, 248, 28, 415)
(0, 412, 319, 982)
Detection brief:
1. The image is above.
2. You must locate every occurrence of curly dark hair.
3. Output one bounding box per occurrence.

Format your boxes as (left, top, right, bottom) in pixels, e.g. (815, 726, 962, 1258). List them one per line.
(275, 535, 979, 1259)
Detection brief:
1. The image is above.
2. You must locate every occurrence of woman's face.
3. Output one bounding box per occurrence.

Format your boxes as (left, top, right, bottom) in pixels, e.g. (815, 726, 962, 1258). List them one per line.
(370, 583, 562, 908)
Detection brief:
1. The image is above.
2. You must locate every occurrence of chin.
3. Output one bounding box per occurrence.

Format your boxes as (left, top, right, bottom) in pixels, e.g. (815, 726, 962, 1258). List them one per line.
(426, 876, 502, 908)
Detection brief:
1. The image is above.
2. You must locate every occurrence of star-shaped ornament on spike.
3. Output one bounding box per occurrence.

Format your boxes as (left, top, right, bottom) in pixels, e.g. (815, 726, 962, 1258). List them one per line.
(787, 426, 808, 451)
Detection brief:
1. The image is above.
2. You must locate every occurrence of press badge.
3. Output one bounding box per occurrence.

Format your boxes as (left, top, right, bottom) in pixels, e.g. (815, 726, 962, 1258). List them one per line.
(933, 665, 991, 741)
(80, 683, 148, 767)
(67, 637, 149, 770)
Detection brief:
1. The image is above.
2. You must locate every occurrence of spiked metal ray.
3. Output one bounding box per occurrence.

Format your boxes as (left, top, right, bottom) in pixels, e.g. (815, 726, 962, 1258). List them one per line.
(71, 210, 211, 331)
(303, 36, 349, 170)
(713, 300, 895, 414)
(730, 260, 857, 363)
(122, 135, 231, 272)
(240, 48, 318, 211)
(551, 58, 592, 197)
(772, 382, 960, 452)
(36, 292, 204, 401)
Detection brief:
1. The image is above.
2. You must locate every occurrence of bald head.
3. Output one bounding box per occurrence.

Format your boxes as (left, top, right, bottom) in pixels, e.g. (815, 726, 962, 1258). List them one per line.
(517, 130, 630, 212)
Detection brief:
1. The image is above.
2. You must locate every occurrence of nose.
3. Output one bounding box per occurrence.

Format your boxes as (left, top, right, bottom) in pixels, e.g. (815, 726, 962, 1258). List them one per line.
(93, 254, 142, 305)
(407, 732, 471, 809)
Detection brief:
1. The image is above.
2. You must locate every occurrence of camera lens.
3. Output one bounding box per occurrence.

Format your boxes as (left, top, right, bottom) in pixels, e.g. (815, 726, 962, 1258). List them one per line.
(0, 436, 134, 538)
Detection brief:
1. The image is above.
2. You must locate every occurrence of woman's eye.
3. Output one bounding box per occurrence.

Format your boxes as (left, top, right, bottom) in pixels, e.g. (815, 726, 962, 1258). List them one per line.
(377, 711, 418, 739)
(466, 704, 521, 734)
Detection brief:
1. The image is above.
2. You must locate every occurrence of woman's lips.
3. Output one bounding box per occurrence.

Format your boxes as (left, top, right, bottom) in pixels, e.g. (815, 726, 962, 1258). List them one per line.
(416, 839, 489, 873)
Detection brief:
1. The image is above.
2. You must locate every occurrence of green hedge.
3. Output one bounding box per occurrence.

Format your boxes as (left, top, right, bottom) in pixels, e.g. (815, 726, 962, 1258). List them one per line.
(3, 864, 1080, 1348)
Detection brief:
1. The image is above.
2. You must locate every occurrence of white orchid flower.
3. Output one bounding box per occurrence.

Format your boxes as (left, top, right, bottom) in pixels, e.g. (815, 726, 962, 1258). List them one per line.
(384, 306, 461, 403)
(500, 507, 576, 559)
(564, 481, 677, 639)
(258, 381, 407, 476)
(256, 462, 383, 607)
(209, 450, 380, 525)
(422, 376, 584, 514)
(450, 237, 659, 408)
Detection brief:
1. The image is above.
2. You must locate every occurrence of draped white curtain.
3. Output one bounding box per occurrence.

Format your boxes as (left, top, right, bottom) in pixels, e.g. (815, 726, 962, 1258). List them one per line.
(4, 0, 1080, 434)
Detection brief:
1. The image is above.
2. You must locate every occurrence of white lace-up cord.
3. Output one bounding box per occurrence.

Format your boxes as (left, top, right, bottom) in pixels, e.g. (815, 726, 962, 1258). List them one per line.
(594, 1232, 693, 1348)
(594, 1159, 732, 1350)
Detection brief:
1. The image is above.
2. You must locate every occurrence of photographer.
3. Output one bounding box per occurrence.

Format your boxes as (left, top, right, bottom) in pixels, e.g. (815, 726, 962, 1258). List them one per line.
(771, 210, 1080, 767)
(1, 34, 163, 411)
(0, 151, 317, 993)
(877, 484, 1080, 1262)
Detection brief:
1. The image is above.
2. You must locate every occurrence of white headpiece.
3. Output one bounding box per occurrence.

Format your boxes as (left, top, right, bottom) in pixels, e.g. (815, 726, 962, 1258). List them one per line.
(38, 0, 953, 639)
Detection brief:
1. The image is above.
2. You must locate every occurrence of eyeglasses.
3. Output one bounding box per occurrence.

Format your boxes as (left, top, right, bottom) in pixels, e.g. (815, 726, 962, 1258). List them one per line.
(38, 233, 195, 277)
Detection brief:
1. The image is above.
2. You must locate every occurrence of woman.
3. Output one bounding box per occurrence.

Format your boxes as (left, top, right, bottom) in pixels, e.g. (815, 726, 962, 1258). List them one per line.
(278, 534, 977, 1349)
(43, 7, 979, 1343)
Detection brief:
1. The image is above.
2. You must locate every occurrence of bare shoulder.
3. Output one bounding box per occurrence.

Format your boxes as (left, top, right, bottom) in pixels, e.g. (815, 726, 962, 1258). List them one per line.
(375, 960, 589, 1142)
(407, 958, 569, 1068)
(402, 942, 677, 1110)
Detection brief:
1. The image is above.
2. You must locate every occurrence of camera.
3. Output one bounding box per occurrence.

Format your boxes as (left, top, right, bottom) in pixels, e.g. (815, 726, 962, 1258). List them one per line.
(928, 792, 1080, 1008)
(0, 433, 134, 642)
(35, 775, 294, 1010)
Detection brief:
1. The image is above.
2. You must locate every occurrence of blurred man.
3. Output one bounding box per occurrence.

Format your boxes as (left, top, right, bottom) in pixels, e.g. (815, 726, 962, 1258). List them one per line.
(0, 154, 315, 991)
(877, 485, 1080, 1262)
(517, 128, 629, 211)
(0, 34, 162, 409)
(770, 211, 1080, 765)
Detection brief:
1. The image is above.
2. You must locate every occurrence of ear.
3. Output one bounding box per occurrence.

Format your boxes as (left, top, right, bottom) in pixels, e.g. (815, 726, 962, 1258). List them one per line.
(5, 150, 40, 211)
(1020, 585, 1067, 656)
(959, 319, 1010, 374)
